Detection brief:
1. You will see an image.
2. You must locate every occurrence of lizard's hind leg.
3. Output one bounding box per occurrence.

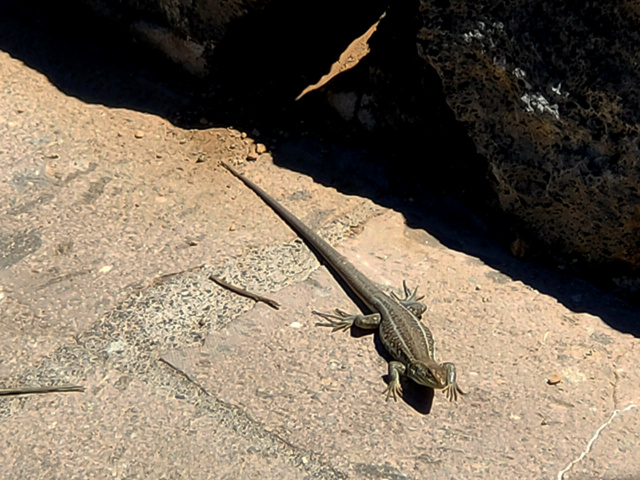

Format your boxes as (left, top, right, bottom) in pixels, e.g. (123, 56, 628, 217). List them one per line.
(391, 280, 427, 318)
(313, 309, 381, 332)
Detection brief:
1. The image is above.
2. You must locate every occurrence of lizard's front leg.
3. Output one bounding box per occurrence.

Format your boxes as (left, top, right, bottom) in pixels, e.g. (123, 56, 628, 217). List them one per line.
(383, 361, 406, 401)
(441, 362, 466, 402)
(313, 309, 381, 332)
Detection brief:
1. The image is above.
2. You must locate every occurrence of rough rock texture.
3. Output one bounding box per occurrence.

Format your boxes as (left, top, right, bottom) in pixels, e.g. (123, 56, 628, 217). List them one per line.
(2, 5, 640, 477)
(417, 1, 640, 278)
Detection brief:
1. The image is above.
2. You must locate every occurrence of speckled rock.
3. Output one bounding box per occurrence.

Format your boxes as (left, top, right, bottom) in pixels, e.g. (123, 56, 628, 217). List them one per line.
(417, 2, 640, 276)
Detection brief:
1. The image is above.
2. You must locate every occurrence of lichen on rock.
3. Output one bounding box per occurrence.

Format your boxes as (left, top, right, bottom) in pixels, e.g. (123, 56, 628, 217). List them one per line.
(417, 1, 640, 278)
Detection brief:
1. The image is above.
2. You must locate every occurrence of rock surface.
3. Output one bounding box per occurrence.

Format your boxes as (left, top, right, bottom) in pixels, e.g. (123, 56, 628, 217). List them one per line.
(1, 3, 640, 479)
(417, 1, 640, 280)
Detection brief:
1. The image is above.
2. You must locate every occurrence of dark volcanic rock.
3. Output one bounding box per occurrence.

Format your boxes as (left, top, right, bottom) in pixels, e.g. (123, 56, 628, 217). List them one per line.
(417, 1, 640, 278)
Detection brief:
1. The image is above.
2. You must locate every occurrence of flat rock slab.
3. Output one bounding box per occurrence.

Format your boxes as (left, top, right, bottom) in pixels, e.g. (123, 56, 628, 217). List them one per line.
(1, 18, 640, 480)
(165, 211, 640, 479)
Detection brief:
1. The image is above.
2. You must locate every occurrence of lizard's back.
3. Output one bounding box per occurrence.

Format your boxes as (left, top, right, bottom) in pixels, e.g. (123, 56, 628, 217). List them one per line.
(373, 293, 436, 364)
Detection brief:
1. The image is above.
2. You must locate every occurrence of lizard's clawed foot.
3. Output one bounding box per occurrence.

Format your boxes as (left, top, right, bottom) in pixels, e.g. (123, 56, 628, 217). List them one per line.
(391, 280, 427, 318)
(441, 362, 465, 402)
(383, 379, 403, 402)
(313, 309, 356, 332)
(443, 382, 466, 402)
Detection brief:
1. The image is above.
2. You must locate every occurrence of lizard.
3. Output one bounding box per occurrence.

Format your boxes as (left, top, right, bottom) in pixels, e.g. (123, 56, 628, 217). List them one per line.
(220, 161, 465, 402)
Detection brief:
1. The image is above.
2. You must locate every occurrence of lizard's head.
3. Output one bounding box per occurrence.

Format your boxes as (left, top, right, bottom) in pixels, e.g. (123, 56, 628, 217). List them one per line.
(406, 362, 448, 390)
(407, 362, 466, 402)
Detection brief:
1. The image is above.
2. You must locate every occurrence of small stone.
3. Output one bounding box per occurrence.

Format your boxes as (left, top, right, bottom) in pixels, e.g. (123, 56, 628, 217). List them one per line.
(256, 143, 267, 154)
(546, 373, 563, 385)
(134, 131, 144, 139)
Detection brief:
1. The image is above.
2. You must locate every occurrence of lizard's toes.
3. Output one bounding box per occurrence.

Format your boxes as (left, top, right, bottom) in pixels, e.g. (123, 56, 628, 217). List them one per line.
(444, 383, 463, 402)
(383, 382, 403, 402)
